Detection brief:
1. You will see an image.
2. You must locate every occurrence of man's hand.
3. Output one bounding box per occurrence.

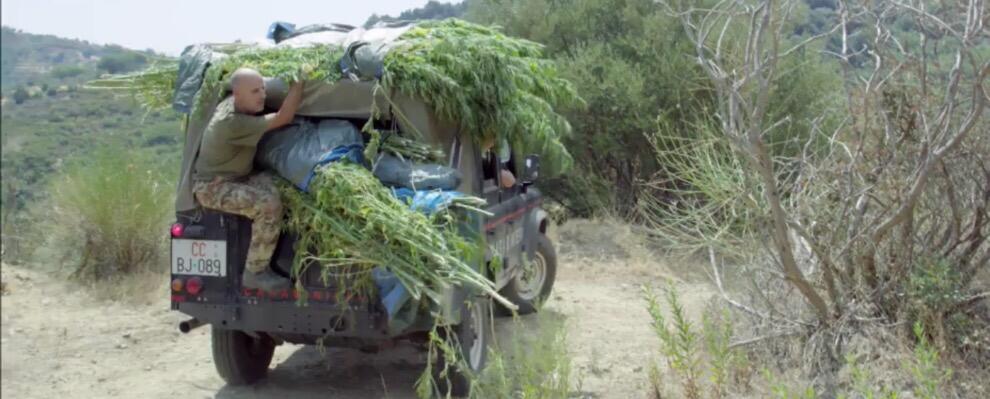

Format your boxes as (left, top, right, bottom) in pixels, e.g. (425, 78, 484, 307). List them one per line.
(298, 63, 315, 79)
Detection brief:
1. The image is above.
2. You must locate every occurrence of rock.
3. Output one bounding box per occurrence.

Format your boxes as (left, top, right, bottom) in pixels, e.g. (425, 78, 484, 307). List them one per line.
(117, 343, 128, 349)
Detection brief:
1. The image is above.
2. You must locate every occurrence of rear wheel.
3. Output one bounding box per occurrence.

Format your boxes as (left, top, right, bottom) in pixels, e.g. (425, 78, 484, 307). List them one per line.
(434, 297, 490, 397)
(212, 328, 275, 385)
(498, 234, 557, 315)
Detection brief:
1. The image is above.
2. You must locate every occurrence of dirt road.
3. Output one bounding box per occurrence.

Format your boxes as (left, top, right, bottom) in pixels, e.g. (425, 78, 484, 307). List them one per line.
(0, 220, 713, 398)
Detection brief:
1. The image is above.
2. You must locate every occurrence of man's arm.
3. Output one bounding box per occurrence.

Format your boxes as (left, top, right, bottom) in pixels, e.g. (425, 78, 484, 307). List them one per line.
(264, 80, 305, 132)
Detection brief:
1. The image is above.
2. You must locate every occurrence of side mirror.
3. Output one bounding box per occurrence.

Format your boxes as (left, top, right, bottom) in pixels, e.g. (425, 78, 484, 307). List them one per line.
(521, 155, 540, 185)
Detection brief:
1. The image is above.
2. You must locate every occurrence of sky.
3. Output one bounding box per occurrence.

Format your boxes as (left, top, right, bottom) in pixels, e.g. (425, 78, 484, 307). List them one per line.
(1, 0, 454, 55)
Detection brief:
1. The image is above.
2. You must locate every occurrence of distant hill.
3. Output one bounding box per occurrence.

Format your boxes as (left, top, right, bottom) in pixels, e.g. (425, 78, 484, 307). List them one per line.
(1, 27, 181, 213)
(1, 26, 163, 91)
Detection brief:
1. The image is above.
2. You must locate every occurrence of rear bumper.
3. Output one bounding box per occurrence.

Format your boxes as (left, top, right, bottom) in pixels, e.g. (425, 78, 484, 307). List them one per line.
(174, 299, 396, 339)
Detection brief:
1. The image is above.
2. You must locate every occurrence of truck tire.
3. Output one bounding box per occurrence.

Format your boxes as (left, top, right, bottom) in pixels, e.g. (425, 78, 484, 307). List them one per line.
(434, 297, 491, 397)
(212, 328, 275, 385)
(498, 234, 557, 315)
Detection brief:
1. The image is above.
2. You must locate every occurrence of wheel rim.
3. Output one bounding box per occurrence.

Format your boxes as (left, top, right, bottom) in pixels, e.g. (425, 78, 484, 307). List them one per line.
(467, 304, 485, 370)
(514, 251, 547, 301)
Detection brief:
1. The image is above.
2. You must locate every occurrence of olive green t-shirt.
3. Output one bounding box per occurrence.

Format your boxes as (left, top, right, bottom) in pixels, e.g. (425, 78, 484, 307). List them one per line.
(193, 97, 269, 180)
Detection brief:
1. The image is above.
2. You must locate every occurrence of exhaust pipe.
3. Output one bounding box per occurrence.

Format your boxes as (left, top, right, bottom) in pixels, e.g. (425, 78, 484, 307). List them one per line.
(178, 318, 205, 334)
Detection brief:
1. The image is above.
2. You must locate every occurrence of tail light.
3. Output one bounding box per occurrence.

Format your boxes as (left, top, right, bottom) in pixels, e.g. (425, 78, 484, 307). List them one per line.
(186, 277, 203, 295)
(170, 223, 184, 238)
(171, 278, 184, 292)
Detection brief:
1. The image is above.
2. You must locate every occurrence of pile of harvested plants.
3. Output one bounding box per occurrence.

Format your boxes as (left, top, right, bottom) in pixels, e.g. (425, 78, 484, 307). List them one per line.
(277, 161, 507, 309)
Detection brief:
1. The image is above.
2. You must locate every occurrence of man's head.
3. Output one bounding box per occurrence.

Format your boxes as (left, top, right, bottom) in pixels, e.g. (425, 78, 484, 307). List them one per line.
(230, 68, 266, 114)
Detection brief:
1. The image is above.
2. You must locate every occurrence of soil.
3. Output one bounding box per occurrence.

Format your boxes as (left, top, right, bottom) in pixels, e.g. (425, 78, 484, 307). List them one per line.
(0, 219, 714, 398)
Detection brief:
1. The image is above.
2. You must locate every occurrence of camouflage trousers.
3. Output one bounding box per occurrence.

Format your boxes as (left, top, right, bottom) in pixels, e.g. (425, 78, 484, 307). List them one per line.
(192, 172, 282, 274)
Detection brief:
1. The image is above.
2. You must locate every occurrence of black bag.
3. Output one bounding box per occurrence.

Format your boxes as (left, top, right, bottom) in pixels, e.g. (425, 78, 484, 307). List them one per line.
(371, 153, 461, 191)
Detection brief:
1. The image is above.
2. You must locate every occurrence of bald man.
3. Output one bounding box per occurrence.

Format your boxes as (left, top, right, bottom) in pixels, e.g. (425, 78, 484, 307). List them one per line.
(192, 68, 305, 291)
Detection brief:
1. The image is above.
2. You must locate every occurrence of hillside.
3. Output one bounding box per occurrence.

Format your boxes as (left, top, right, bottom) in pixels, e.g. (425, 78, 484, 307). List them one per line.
(1, 26, 161, 91)
(0, 27, 181, 214)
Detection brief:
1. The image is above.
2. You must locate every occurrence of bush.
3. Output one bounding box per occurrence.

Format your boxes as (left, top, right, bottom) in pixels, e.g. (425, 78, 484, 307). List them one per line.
(13, 87, 29, 104)
(470, 315, 574, 398)
(643, 283, 751, 399)
(467, 0, 839, 218)
(49, 147, 172, 280)
(97, 51, 147, 74)
(50, 65, 85, 79)
(637, 0, 988, 394)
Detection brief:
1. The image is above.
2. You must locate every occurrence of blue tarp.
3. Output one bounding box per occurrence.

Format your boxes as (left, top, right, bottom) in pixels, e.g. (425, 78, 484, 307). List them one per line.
(372, 266, 411, 321)
(374, 188, 468, 321)
(266, 21, 297, 42)
(391, 188, 466, 213)
(300, 144, 363, 191)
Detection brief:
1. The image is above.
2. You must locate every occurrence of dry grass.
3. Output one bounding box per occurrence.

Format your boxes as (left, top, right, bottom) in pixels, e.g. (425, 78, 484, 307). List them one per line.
(43, 147, 172, 281)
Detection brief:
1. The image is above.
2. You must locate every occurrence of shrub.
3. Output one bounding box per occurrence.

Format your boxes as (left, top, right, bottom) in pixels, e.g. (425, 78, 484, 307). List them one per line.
(470, 315, 574, 398)
(13, 87, 29, 104)
(96, 51, 147, 74)
(643, 283, 750, 399)
(49, 146, 172, 280)
(51, 65, 86, 79)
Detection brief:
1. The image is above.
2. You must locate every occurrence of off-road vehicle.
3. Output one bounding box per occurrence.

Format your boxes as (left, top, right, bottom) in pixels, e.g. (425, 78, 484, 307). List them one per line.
(167, 27, 558, 395)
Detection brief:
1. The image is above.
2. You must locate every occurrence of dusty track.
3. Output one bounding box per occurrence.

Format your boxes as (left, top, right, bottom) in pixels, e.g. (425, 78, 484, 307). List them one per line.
(1, 220, 713, 398)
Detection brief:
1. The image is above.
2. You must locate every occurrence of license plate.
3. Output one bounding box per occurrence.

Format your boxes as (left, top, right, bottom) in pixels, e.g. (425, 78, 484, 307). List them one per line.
(171, 239, 227, 277)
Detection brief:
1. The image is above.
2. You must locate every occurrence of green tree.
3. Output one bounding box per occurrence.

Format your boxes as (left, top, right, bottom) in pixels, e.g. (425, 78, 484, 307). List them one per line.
(467, 0, 843, 217)
(365, 0, 469, 27)
(50, 65, 86, 79)
(96, 52, 147, 74)
(13, 87, 29, 104)
(467, 0, 715, 215)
